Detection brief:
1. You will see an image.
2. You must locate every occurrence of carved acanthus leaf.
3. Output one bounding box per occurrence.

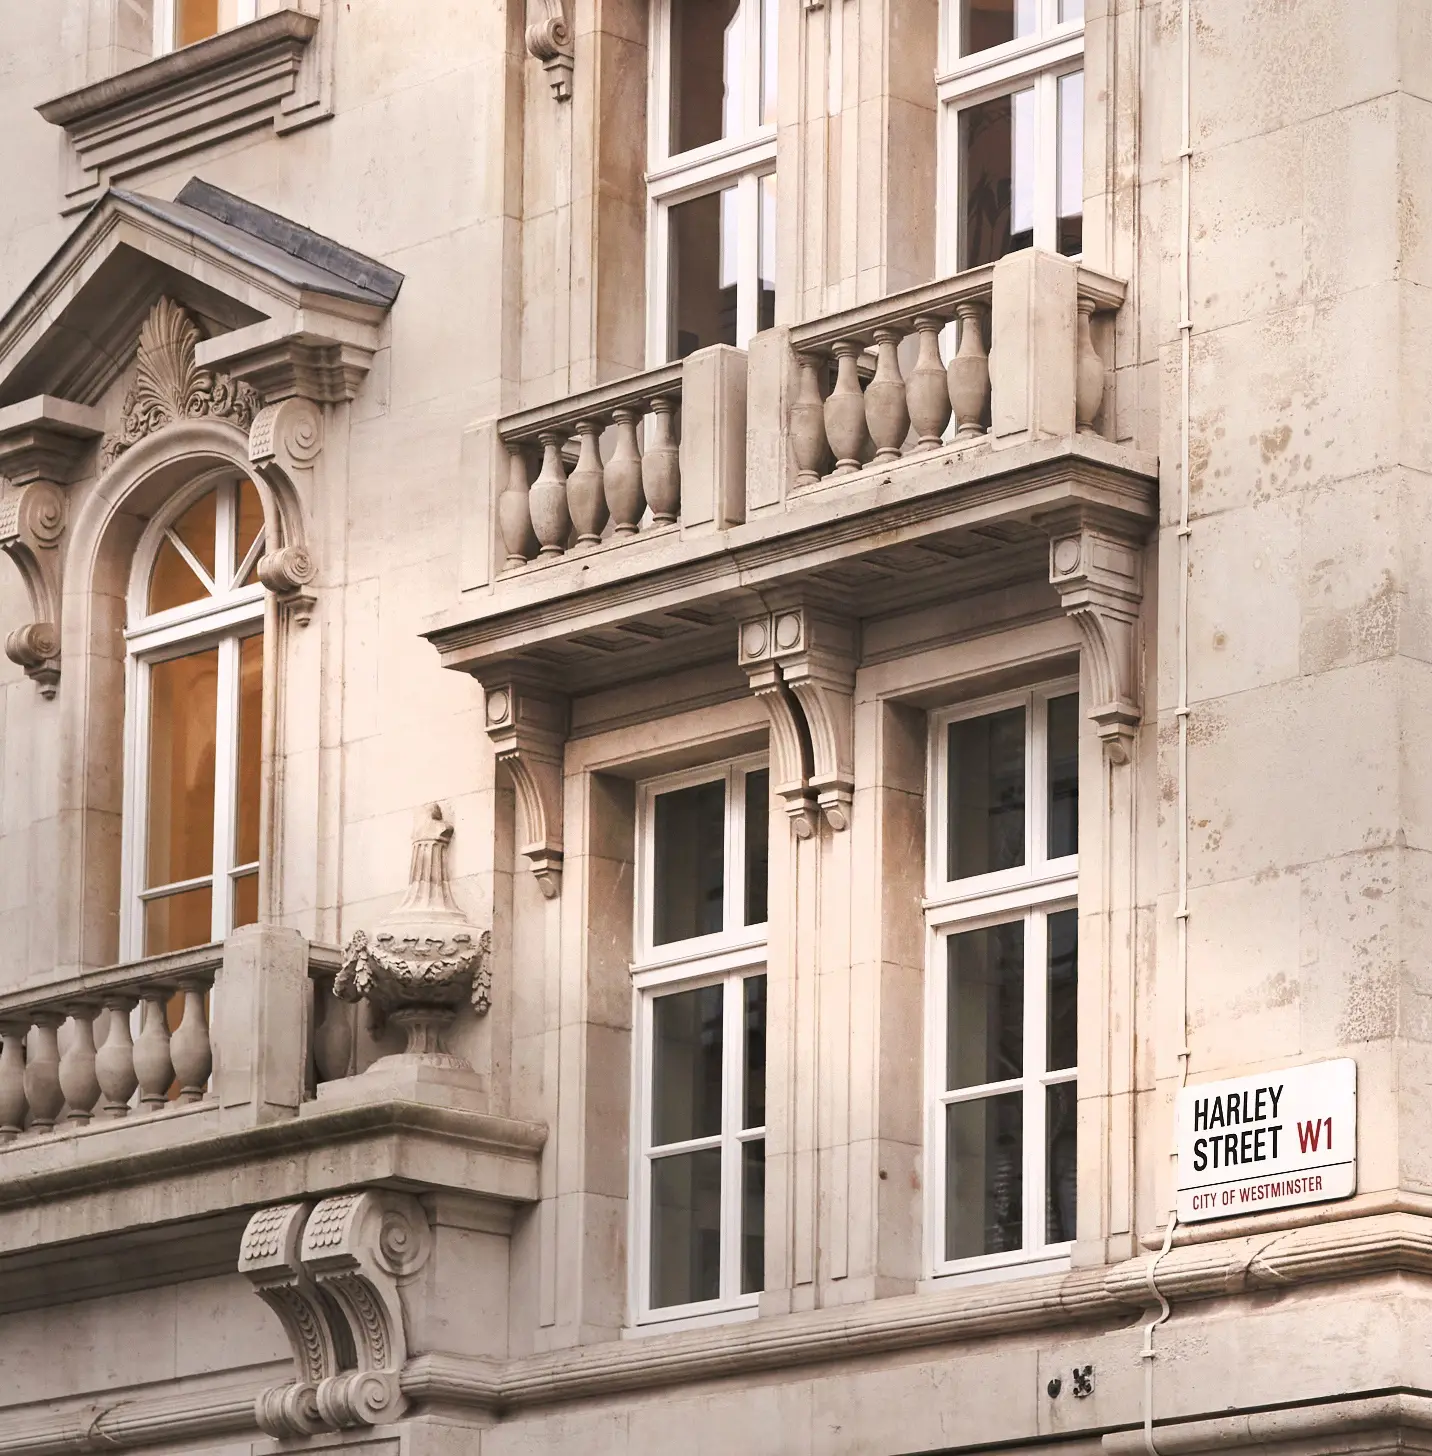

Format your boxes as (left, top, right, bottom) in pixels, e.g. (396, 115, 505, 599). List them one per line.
(101, 298, 259, 465)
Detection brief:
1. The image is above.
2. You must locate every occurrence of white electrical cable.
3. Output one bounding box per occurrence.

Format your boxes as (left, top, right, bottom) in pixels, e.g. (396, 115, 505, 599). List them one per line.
(1141, 0, 1194, 1449)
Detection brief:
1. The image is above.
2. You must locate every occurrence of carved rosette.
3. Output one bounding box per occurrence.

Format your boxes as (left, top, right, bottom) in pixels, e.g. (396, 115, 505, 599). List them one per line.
(336, 804, 492, 1064)
(101, 298, 259, 465)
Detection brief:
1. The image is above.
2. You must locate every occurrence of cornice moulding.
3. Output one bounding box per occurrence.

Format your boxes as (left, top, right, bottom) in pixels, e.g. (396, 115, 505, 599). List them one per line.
(36, 10, 330, 215)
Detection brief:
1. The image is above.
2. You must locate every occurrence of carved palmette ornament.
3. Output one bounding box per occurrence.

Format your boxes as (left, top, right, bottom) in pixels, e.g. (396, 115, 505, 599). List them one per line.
(101, 298, 259, 465)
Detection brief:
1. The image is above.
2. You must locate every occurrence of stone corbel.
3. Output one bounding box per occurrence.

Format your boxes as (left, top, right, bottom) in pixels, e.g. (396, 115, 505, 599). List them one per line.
(1048, 527, 1144, 765)
(240, 1192, 431, 1438)
(0, 397, 104, 697)
(741, 609, 857, 835)
(483, 679, 568, 897)
(198, 317, 380, 406)
(248, 397, 323, 626)
(526, 0, 574, 100)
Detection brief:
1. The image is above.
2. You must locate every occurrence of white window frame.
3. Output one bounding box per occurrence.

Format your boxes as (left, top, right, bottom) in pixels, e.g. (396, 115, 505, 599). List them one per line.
(119, 472, 266, 961)
(924, 680, 1079, 1282)
(935, 0, 1085, 275)
(152, 0, 259, 57)
(629, 754, 769, 1327)
(646, 0, 777, 364)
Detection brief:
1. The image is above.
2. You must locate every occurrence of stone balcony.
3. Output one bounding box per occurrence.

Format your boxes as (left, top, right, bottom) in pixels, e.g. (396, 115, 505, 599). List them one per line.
(430, 249, 1158, 709)
(0, 927, 544, 1313)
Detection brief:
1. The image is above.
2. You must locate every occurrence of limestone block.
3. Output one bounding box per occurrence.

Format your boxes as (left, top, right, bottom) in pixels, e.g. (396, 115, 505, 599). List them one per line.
(745, 326, 795, 516)
(211, 925, 309, 1123)
(990, 249, 1078, 445)
(678, 344, 748, 534)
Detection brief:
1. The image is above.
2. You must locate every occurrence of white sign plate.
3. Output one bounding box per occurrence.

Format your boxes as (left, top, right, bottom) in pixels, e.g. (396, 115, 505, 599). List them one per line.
(1176, 1059, 1356, 1222)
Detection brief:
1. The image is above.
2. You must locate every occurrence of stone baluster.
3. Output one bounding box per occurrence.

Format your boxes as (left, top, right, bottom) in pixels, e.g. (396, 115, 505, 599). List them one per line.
(95, 995, 139, 1118)
(907, 315, 952, 448)
(498, 445, 538, 569)
(23, 1012, 64, 1133)
(567, 417, 609, 548)
(58, 1006, 101, 1125)
(791, 352, 830, 486)
(529, 431, 571, 559)
(1075, 294, 1105, 433)
(170, 979, 213, 1104)
(312, 978, 354, 1084)
(605, 406, 646, 535)
(134, 988, 175, 1110)
(823, 340, 868, 475)
(949, 301, 991, 439)
(0, 1023, 27, 1141)
(642, 396, 681, 525)
(865, 327, 910, 463)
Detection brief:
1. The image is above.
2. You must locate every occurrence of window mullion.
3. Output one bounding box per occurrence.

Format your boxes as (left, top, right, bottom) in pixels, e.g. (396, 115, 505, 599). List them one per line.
(211, 634, 240, 943)
(1034, 72, 1058, 253)
(721, 972, 742, 1302)
(735, 172, 760, 348)
(1026, 911, 1049, 1252)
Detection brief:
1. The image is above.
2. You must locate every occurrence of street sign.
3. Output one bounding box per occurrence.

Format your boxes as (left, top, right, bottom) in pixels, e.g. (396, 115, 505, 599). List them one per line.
(1175, 1059, 1356, 1222)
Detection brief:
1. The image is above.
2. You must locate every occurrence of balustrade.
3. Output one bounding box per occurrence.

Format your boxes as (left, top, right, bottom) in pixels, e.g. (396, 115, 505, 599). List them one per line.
(497, 362, 685, 570)
(786, 261, 1114, 488)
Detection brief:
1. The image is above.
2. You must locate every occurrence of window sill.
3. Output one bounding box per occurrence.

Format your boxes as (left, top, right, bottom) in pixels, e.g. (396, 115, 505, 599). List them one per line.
(920, 1247, 1072, 1291)
(36, 7, 331, 216)
(623, 1301, 760, 1338)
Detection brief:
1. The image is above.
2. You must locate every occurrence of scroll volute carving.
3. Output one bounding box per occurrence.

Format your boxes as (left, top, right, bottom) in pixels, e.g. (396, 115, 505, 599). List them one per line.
(0, 400, 102, 697)
(483, 680, 569, 897)
(1048, 526, 1146, 765)
(525, 0, 574, 100)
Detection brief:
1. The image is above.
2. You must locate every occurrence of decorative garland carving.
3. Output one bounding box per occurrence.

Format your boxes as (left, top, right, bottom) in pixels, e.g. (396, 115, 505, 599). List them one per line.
(525, 0, 574, 100)
(240, 1193, 429, 1437)
(336, 804, 493, 1065)
(101, 298, 259, 465)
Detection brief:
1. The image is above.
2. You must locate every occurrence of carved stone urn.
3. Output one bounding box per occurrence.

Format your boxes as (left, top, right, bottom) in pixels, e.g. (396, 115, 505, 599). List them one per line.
(336, 803, 491, 1071)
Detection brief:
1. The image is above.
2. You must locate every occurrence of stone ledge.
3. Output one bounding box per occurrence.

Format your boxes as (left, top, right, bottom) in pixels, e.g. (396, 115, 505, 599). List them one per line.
(428, 432, 1158, 692)
(0, 1098, 546, 1255)
(36, 10, 328, 215)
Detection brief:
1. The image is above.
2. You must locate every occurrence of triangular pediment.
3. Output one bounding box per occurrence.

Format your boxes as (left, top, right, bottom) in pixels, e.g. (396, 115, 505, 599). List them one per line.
(0, 179, 402, 409)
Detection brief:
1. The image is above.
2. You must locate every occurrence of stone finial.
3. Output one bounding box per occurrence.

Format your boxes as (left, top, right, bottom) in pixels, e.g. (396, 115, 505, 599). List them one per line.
(335, 804, 491, 1066)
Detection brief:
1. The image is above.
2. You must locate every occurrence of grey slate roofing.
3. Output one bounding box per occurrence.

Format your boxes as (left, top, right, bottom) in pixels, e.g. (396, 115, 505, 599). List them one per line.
(113, 178, 404, 308)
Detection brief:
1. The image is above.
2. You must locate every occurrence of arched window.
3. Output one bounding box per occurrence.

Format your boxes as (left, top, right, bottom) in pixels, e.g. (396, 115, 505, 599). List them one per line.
(122, 473, 267, 958)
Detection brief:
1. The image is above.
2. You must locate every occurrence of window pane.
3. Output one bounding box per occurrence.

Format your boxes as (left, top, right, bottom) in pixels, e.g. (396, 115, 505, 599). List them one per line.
(1046, 1081, 1078, 1243)
(148, 536, 208, 615)
(1046, 908, 1078, 1072)
(233, 870, 259, 931)
(945, 1092, 1023, 1259)
(1060, 0, 1084, 23)
(758, 173, 777, 334)
(146, 647, 218, 889)
(947, 706, 1026, 880)
(741, 1137, 765, 1293)
(668, 188, 739, 360)
(760, 0, 777, 126)
(236, 633, 262, 867)
(650, 1148, 723, 1307)
(947, 920, 1024, 1089)
(959, 89, 1035, 270)
(671, 0, 743, 154)
(170, 488, 218, 583)
(1057, 71, 1084, 257)
(651, 983, 724, 1145)
(1047, 693, 1079, 858)
(960, 0, 1036, 57)
(176, 0, 219, 46)
(236, 479, 266, 586)
(744, 769, 769, 925)
(144, 884, 213, 957)
(653, 777, 727, 943)
(743, 973, 767, 1128)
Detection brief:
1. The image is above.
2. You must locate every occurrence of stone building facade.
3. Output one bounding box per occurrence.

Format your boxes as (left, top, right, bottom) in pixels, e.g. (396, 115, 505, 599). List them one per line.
(0, 0, 1425, 1451)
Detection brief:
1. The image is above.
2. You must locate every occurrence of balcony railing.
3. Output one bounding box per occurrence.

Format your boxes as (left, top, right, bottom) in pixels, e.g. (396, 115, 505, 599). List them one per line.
(0, 937, 349, 1141)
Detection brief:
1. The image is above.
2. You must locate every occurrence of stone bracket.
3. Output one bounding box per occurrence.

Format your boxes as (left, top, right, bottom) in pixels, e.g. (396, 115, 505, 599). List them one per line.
(1048, 526, 1145, 765)
(198, 318, 381, 406)
(0, 397, 104, 697)
(246, 397, 324, 626)
(525, 0, 574, 100)
(483, 680, 569, 897)
(740, 608, 857, 834)
(241, 1191, 431, 1438)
